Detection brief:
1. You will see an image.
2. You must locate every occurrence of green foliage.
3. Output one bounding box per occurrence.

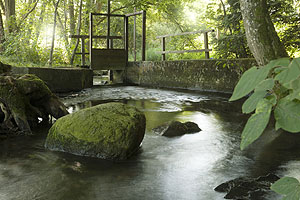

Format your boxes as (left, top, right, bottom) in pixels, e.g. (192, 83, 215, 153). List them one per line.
(269, 0, 300, 57)
(230, 57, 300, 150)
(0, 0, 298, 65)
(271, 177, 300, 200)
(240, 98, 273, 150)
(229, 66, 271, 101)
(205, 0, 299, 59)
(205, 0, 252, 59)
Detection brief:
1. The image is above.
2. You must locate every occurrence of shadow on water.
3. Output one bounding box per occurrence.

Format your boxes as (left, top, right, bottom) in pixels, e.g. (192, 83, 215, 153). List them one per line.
(1, 86, 300, 200)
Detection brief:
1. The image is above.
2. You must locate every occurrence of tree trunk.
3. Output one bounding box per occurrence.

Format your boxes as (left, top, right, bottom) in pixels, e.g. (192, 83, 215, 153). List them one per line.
(33, 2, 45, 49)
(239, 0, 288, 65)
(70, 0, 83, 65)
(49, 0, 60, 66)
(4, 0, 15, 33)
(0, 6, 5, 50)
(68, 0, 75, 34)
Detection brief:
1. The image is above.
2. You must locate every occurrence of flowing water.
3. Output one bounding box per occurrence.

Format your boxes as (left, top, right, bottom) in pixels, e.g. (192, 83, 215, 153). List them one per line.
(1, 86, 300, 200)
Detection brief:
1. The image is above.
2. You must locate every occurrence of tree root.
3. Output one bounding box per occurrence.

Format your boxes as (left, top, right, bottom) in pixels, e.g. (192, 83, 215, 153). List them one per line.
(0, 74, 69, 136)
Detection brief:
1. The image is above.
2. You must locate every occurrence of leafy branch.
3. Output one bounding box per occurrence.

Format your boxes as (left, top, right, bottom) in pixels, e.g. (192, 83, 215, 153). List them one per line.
(230, 57, 300, 150)
(231, 57, 300, 199)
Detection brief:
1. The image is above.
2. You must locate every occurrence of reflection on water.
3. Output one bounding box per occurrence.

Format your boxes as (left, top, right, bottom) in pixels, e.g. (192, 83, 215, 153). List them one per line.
(0, 86, 299, 200)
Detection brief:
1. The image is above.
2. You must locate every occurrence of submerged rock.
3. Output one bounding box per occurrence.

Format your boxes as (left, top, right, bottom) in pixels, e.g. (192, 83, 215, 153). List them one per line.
(45, 102, 146, 160)
(153, 121, 201, 137)
(215, 173, 280, 199)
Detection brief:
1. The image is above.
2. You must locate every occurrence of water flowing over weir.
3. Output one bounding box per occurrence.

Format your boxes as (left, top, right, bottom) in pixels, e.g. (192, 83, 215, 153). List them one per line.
(1, 86, 300, 200)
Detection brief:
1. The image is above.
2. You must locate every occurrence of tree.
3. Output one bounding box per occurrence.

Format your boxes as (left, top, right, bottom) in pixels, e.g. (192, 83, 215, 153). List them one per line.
(231, 2, 300, 197)
(49, 0, 60, 66)
(239, 0, 288, 65)
(206, 0, 252, 59)
(0, 5, 5, 50)
(4, 0, 15, 32)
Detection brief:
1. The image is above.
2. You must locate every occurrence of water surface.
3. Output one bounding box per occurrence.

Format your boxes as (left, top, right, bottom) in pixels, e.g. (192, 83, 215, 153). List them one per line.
(1, 86, 300, 200)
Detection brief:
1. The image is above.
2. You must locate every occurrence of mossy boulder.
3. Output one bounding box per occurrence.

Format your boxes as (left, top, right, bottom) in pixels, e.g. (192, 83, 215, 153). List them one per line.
(45, 103, 146, 160)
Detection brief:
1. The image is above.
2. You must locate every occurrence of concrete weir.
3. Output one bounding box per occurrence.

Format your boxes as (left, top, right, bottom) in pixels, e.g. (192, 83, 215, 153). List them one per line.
(125, 59, 257, 93)
(8, 59, 256, 93)
(11, 66, 93, 93)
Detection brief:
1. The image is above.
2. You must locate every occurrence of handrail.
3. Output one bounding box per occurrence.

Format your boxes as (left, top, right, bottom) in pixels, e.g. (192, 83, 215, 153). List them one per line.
(90, 13, 125, 17)
(125, 11, 143, 17)
(157, 30, 214, 60)
(69, 35, 122, 39)
(156, 30, 214, 39)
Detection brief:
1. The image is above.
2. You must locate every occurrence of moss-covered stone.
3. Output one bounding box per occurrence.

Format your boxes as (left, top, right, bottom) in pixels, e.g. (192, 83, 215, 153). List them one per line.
(45, 103, 146, 160)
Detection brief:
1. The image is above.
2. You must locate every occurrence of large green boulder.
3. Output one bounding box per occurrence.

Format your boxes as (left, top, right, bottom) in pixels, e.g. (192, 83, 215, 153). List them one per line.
(45, 103, 146, 160)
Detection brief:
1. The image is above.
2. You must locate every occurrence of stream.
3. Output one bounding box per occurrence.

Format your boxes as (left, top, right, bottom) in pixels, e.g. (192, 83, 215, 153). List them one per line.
(1, 86, 300, 200)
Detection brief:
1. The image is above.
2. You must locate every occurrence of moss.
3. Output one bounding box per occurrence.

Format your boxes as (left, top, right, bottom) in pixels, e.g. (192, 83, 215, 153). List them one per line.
(45, 102, 146, 160)
(0, 76, 26, 115)
(0, 74, 66, 133)
(15, 74, 52, 99)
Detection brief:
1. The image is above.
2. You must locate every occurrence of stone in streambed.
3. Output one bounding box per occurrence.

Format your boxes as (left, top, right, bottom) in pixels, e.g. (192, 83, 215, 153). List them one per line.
(214, 173, 280, 199)
(153, 121, 201, 137)
(45, 102, 146, 160)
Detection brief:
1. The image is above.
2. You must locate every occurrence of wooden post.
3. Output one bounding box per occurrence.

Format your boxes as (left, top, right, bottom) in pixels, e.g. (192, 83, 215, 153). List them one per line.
(81, 38, 85, 66)
(109, 39, 114, 49)
(107, 0, 111, 49)
(162, 37, 166, 61)
(125, 16, 129, 63)
(204, 32, 209, 59)
(89, 13, 93, 69)
(133, 7, 137, 61)
(142, 10, 146, 61)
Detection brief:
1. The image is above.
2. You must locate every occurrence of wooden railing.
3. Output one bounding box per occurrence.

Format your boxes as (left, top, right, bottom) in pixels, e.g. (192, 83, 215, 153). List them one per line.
(157, 30, 214, 61)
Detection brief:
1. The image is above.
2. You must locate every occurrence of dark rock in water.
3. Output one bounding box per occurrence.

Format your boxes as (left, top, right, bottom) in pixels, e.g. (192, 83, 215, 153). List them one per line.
(153, 121, 201, 137)
(45, 102, 146, 160)
(215, 173, 280, 199)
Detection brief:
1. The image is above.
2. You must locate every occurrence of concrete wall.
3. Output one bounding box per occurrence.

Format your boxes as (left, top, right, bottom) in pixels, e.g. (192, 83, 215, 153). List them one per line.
(125, 59, 257, 93)
(11, 67, 93, 93)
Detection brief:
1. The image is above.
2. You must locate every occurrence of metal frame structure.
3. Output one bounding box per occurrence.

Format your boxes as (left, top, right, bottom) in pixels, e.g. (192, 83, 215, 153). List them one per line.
(157, 30, 214, 61)
(70, 1, 146, 70)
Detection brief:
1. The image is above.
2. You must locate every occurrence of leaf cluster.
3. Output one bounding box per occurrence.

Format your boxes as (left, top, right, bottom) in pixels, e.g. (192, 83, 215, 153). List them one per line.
(230, 58, 300, 150)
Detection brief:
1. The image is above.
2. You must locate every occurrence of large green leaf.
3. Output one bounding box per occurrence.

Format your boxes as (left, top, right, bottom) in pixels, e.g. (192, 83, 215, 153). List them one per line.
(282, 190, 300, 200)
(255, 78, 275, 92)
(230, 66, 271, 101)
(275, 59, 300, 88)
(240, 99, 272, 150)
(274, 99, 300, 133)
(286, 90, 300, 101)
(242, 91, 268, 114)
(285, 78, 300, 100)
(271, 177, 300, 200)
(267, 57, 290, 68)
(291, 78, 300, 91)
